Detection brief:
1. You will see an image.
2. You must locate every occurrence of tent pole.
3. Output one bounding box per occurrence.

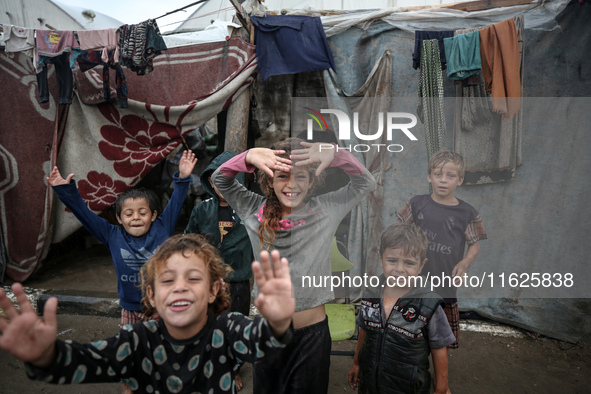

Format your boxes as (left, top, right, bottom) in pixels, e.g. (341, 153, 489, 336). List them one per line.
(224, 85, 251, 154)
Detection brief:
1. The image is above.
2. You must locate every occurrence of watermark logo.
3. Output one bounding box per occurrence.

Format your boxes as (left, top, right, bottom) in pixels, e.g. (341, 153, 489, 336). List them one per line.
(303, 108, 418, 153)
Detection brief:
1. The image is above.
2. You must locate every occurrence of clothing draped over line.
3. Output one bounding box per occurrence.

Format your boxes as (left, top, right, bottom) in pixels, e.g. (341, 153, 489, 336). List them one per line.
(76, 28, 120, 64)
(479, 17, 522, 118)
(250, 15, 336, 81)
(33, 30, 78, 104)
(1, 19, 167, 107)
(443, 31, 481, 81)
(417, 39, 446, 168)
(412, 30, 454, 70)
(73, 49, 128, 108)
(453, 14, 524, 185)
(2, 25, 35, 58)
(118, 19, 167, 76)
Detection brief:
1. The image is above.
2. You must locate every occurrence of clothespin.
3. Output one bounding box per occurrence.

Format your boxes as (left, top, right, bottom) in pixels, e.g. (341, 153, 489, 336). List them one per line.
(45, 24, 56, 30)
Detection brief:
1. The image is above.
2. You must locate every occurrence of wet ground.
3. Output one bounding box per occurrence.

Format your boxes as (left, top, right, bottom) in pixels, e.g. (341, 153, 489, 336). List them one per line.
(2, 231, 591, 393)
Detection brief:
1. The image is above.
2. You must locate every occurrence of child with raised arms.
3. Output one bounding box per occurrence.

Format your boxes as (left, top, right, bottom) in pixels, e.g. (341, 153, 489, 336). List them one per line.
(0, 233, 295, 393)
(348, 224, 455, 394)
(211, 137, 377, 393)
(47, 150, 197, 325)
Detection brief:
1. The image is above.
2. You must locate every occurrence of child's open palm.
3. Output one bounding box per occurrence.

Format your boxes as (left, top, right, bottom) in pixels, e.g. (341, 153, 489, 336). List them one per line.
(252, 250, 294, 335)
(245, 148, 292, 178)
(178, 150, 198, 178)
(46, 166, 74, 187)
(0, 283, 58, 368)
(291, 141, 336, 176)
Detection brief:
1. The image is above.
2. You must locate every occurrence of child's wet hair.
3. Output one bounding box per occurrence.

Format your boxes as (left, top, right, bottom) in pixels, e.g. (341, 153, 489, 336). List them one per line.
(115, 188, 158, 216)
(140, 233, 232, 316)
(379, 224, 428, 262)
(428, 148, 465, 178)
(257, 137, 324, 248)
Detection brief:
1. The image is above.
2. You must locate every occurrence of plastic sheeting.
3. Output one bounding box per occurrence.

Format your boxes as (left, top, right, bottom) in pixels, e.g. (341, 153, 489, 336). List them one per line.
(253, 0, 591, 343)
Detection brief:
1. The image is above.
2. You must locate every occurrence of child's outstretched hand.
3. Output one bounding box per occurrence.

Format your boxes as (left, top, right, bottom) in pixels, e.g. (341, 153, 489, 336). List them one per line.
(178, 150, 198, 178)
(245, 148, 292, 178)
(0, 283, 58, 369)
(252, 250, 294, 337)
(291, 141, 336, 176)
(46, 166, 74, 186)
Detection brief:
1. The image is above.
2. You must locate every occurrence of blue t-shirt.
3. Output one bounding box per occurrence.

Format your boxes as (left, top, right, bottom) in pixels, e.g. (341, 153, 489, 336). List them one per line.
(53, 172, 190, 311)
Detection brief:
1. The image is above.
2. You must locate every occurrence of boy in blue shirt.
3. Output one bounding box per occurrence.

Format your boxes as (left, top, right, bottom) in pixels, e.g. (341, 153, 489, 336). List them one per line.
(397, 148, 487, 349)
(348, 223, 455, 394)
(47, 150, 197, 325)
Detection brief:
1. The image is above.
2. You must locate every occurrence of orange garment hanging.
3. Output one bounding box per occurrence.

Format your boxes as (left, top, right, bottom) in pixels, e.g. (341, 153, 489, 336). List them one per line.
(479, 18, 521, 118)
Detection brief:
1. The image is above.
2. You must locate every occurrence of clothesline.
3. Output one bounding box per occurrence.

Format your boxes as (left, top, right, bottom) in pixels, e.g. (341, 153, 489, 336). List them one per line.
(154, 0, 210, 20)
(159, 6, 236, 28)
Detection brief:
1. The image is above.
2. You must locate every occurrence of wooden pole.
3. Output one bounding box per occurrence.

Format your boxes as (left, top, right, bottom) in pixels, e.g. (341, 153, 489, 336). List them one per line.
(224, 86, 251, 154)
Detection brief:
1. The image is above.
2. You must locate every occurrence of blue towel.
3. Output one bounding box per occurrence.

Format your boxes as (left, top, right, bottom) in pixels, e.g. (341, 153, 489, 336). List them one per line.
(250, 15, 336, 81)
(444, 31, 481, 80)
(412, 30, 454, 70)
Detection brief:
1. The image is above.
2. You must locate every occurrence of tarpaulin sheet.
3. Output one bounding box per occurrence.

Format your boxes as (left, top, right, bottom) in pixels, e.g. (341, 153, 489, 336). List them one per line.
(0, 37, 257, 281)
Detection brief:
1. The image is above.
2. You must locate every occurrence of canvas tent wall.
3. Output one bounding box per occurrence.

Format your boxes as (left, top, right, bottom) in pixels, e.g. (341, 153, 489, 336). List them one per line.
(0, 0, 122, 30)
(249, 0, 591, 343)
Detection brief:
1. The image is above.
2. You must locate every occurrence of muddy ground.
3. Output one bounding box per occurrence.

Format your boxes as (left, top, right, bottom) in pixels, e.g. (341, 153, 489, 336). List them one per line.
(1, 232, 591, 393)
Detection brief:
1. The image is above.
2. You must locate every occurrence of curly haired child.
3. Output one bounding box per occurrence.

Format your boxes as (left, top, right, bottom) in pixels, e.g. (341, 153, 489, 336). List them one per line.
(0, 233, 295, 393)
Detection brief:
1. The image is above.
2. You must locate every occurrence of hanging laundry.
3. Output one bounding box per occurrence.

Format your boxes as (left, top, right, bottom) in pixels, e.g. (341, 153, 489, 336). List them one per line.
(479, 18, 521, 118)
(250, 15, 336, 82)
(74, 49, 128, 108)
(2, 25, 35, 58)
(417, 39, 446, 169)
(35, 30, 77, 71)
(118, 19, 167, 75)
(77, 28, 120, 64)
(443, 31, 481, 80)
(412, 30, 454, 70)
(453, 14, 524, 185)
(36, 53, 74, 104)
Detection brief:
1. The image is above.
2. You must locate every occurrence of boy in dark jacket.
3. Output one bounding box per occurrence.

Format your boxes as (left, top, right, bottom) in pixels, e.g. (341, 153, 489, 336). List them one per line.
(348, 224, 455, 394)
(184, 150, 254, 390)
(186, 150, 254, 314)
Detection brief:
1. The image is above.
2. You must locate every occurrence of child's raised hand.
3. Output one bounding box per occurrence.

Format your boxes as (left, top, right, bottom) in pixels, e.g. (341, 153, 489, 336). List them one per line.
(245, 148, 292, 178)
(46, 166, 74, 187)
(291, 141, 336, 176)
(0, 283, 58, 368)
(178, 150, 198, 178)
(252, 250, 294, 336)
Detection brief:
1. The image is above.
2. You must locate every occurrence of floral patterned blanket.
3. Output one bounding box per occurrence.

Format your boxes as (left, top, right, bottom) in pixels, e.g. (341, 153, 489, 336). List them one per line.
(0, 37, 257, 281)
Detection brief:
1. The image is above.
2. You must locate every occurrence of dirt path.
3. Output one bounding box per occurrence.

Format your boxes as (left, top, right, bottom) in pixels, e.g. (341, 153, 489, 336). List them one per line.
(0, 314, 589, 393)
(3, 236, 590, 393)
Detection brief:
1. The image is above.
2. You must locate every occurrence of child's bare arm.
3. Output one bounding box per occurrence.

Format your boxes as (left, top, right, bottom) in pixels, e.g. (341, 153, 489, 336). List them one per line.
(252, 250, 295, 338)
(46, 166, 74, 186)
(245, 148, 292, 178)
(178, 150, 198, 178)
(431, 346, 451, 394)
(291, 141, 336, 176)
(0, 283, 58, 369)
(348, 327, 366, 390)
(452, 241, 480, 279)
